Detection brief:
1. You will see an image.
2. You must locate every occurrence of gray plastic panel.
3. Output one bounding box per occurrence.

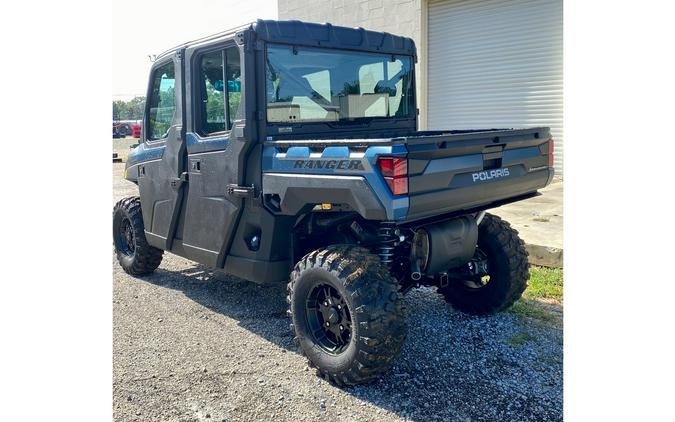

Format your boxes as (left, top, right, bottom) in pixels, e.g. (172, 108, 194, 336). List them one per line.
(252, 19, 416, 58)
(262, 173, 386, 220)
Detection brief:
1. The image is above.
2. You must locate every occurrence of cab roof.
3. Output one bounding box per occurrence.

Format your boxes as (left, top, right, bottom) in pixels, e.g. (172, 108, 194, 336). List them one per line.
(155, 19, 416, 61)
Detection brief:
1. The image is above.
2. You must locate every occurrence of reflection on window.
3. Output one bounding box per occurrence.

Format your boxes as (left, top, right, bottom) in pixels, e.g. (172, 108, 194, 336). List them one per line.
(226, 47, 241, 128)
(148, 62, 175, 140)
(266, 44, 414, 124)
(200, 51, 226, 134)
(198, 47, 242, 135)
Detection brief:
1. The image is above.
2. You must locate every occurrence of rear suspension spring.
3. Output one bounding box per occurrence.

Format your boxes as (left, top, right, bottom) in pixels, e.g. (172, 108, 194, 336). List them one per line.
(377, 222, 398, 267)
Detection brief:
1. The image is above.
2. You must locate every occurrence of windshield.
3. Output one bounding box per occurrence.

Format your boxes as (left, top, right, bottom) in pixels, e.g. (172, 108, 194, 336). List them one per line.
(266, 44, 415, 124)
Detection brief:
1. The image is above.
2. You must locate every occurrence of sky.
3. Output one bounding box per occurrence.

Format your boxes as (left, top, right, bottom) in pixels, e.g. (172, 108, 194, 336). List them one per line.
(112, 0, 278, 100)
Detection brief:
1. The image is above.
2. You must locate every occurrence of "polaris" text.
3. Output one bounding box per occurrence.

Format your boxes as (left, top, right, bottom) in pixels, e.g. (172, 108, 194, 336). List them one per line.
(472, 168, 510, 182)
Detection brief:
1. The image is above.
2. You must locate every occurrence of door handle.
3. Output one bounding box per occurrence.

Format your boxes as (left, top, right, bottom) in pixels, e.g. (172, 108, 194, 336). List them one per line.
(170, 172, 189, 190)
(227, 184, 257, 198)
(190, 159, 201, 172)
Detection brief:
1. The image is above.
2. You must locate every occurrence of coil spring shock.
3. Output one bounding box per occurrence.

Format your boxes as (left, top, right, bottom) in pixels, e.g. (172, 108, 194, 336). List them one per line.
(377, 222, 398, 268)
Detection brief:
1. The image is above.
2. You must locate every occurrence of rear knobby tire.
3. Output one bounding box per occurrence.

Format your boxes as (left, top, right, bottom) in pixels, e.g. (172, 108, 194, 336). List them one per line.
(287, 245, 406, 386)
(438, 213, 529, 315)
(113, 196, 163, 276)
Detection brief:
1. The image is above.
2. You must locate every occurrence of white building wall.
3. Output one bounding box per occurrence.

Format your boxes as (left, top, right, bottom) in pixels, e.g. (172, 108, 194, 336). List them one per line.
(278, 0, 424, 115)
(279, 0, 422, 42)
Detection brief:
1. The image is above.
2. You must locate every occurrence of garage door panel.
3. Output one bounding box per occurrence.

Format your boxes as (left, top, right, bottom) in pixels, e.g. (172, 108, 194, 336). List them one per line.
(428, 0, 563, 175)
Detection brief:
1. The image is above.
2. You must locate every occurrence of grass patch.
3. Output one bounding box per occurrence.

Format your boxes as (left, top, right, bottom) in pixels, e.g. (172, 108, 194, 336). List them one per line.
(508, 266, 563, 324)
(505, 332, 538, 347)
(523, 266, 563, 303)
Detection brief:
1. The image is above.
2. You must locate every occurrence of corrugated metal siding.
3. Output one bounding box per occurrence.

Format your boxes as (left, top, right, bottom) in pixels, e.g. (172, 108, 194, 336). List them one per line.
(427, 0, 563, 175)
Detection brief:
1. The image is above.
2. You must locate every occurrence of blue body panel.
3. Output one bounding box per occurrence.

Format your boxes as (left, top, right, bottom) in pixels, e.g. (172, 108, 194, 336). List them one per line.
(263, 144, 409, 220)
(126, 132, 231, 168)
(185, 131, 230, 152)
(126, 142, 165, 167)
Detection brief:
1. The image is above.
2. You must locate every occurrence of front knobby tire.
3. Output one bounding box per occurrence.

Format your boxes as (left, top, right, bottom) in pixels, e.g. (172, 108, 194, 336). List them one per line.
(439, 213, 529, 315)
(287, 245, 406, 386)
(113, 196, 163, 276)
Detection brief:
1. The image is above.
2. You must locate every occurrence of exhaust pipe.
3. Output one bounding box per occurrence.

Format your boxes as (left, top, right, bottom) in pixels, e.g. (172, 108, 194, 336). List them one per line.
(410, 216, 478, 276)
(476, 210, 486, 225)
(410, 257, 422, 281)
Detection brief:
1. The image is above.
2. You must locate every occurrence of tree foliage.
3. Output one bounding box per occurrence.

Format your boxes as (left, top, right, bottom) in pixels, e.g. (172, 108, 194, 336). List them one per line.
(112, 96, 146, 121)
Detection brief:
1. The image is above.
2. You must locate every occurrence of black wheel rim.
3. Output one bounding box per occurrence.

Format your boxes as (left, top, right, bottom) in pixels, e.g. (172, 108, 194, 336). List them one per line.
(117, 217, 136, 257)
(305, 282, 352, 355)
(459, 247, 492, 290)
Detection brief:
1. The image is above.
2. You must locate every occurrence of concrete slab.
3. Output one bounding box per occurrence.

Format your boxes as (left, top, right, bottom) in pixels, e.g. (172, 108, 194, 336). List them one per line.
(491, 181, 563, 267)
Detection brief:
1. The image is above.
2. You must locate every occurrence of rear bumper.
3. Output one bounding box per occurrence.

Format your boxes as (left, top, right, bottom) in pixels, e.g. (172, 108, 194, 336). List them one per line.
(406, 168, 552, 222)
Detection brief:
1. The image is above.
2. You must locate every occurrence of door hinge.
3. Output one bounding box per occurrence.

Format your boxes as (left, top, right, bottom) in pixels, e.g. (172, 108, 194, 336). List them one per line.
(170, 172, 189, 190)
(227, 184, 257, 198)
(235, 31, 245, 46)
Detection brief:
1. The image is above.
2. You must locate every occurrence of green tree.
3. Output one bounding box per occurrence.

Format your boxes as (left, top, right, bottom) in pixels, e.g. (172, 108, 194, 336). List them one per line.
(126, 96, 145, 120)
(206, 87, 225, 123)
(112, 100, 127, 121)
(112, 96, 146, 121)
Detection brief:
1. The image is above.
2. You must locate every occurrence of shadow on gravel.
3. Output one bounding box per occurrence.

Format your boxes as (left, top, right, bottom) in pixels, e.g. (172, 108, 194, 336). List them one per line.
(147, 266, 296, 352)
(141, 264, 563, 421)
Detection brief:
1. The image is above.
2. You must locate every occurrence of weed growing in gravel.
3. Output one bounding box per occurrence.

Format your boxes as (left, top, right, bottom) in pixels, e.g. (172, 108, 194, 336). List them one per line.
(510, 300, 558, 323)
(537, 355, 562, 365)
(505, 332, 538, 346)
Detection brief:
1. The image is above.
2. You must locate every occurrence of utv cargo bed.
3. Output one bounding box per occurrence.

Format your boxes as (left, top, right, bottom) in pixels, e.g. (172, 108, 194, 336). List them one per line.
(263, 127, 554, 222)
(402, 127, 554, 220)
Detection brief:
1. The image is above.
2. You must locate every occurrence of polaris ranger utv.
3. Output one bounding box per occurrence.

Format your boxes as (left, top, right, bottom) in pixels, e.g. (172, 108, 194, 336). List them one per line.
(113, 19, 554, 386)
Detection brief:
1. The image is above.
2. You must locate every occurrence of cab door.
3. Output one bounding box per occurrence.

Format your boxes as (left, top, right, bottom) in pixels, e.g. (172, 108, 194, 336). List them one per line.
(178, 41, 254, 268)
(137, 51, 187, 250)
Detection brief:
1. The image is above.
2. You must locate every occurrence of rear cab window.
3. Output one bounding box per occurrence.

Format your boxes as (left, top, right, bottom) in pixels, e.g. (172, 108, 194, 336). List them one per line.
(265, 44, 414, 124)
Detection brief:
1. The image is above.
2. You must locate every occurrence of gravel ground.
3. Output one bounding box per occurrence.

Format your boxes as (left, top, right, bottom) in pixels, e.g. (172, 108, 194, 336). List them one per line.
(113, 136, 140, 151)
(112, 160, 563, 421)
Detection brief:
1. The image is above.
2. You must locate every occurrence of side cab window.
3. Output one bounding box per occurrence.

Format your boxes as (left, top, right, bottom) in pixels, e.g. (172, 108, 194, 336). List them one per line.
(197, 46, 241, 136)
(147, 61, 176, 141)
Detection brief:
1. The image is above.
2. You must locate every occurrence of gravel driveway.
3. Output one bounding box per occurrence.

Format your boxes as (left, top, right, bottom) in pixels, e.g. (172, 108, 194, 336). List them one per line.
(112, 161, 563, 421)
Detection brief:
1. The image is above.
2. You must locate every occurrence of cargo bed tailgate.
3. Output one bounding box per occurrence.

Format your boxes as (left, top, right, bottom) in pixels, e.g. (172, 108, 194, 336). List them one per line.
(404, 127, 554, 221)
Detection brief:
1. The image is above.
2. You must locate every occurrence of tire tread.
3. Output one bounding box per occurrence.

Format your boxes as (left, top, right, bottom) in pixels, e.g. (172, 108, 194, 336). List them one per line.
(439, 213, 529, 315)
(113, 196, 163, 276)
(287, 245, 406, 386)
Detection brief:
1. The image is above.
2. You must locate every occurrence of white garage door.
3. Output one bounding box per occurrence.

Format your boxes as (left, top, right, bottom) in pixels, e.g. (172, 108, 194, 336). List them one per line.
(427, 0, 563, 175)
